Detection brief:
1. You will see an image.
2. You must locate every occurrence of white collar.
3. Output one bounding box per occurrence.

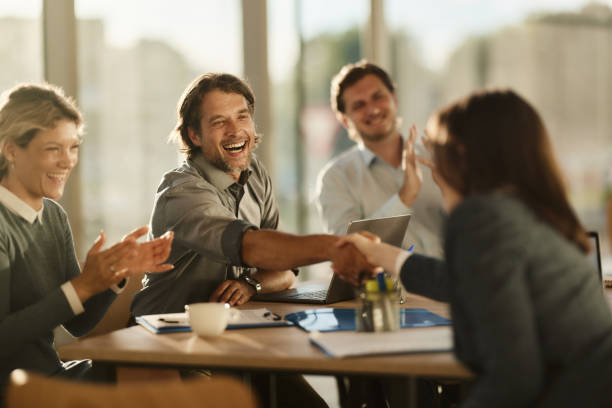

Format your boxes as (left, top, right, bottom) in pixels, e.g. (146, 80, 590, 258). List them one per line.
(0, 185, 44, 224)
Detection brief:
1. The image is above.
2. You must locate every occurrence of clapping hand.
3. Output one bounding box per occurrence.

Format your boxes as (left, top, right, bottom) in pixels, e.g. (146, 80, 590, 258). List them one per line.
(120, 226, 174, 274)
(398, 125, 424, 207)
(71, 226, 174, 303)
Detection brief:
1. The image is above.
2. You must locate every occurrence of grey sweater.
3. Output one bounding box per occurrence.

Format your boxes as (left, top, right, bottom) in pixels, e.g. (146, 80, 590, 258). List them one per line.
(401, 194, 612, 408)
(0, 200, 117, 386)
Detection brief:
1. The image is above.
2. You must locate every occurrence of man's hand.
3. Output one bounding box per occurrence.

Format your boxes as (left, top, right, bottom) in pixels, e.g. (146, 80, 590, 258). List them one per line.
(418, 132, 463, 212)
(398, 124, 423, 207)
(209, 279, 255, 306)
(330, 243, 382, 287)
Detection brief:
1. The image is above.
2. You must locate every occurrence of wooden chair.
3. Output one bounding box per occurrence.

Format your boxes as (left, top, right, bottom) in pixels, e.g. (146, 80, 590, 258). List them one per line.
(81, 273, 181, 382)
(86, 272, 145, 338)
(5, 369, 258, 408)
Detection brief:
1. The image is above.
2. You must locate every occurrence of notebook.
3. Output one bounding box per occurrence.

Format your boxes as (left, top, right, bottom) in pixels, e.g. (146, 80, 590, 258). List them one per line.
(285, 308, 451, 332)
(253, 214, 411, 304)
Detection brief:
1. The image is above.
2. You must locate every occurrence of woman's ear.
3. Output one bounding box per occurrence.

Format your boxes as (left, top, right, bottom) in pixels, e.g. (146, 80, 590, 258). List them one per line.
(2, 140, 17, 162)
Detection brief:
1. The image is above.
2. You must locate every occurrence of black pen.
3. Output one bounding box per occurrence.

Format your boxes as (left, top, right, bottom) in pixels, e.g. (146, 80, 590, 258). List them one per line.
(158, 318, 181, 324)
(263, 311, 282, 321)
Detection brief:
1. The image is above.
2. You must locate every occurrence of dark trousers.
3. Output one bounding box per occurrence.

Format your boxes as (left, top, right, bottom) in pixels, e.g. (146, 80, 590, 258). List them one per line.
(338, 376, 469, 408)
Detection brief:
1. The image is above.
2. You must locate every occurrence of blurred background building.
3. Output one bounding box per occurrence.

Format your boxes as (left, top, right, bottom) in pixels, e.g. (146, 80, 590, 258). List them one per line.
(1, 0, 612, 277)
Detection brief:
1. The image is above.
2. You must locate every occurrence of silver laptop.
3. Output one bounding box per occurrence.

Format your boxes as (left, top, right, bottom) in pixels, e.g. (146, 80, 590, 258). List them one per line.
(588, 231, 602, 281)
(253, 214, 411, 304)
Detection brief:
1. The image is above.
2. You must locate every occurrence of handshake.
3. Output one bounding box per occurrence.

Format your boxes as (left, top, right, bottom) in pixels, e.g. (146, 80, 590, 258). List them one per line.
(330, 232, 403, 286)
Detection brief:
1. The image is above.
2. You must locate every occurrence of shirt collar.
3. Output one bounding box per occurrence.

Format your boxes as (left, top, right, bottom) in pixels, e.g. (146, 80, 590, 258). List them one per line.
(189, 151, 251, 191)
(0, 185, 44, 224)
(356, 133, 407, 167)
(357, 143, 377, 166)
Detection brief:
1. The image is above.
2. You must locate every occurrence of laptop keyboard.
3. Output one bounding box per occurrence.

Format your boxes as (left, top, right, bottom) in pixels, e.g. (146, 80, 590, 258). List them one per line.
(285, 289, 328, 300)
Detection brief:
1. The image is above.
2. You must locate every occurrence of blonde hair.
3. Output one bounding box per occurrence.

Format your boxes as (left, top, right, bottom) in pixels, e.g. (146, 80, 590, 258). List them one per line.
(0, 83, 83, 180)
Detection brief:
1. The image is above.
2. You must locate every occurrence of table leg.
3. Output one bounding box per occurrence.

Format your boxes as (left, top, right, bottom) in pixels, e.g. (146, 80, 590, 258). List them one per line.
(269, 373, 277, 408)
(409, 377, 419, 408)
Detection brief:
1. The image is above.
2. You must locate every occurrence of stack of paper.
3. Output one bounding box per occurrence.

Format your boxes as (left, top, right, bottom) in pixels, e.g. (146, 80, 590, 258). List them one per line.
(309, 326, 454, 357)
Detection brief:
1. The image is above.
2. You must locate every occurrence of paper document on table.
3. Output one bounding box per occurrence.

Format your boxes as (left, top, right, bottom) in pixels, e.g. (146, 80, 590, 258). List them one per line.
(136, 308, 292, 334)
(309, 326, 454, 358)
(135, 313, 190, 334)
(227, 308, 293, 329)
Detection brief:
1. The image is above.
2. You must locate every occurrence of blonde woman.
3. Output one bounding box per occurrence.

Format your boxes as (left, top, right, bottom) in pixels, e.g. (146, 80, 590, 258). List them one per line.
(0, 84, 173, 386)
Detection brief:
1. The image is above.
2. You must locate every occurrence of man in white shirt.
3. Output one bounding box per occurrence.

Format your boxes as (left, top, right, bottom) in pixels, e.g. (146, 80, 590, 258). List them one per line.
(315, 60, 445, 257)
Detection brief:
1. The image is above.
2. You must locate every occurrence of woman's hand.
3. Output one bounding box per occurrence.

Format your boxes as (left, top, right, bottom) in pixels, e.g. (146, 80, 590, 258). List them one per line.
(120, 226, 174, 274)
(71, 227, 174, 303)
(71, 231, 137, 303)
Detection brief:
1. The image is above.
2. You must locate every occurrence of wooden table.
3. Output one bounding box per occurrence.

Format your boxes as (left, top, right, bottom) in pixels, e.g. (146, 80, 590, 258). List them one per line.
(58, 293, 471, 379)
(57, 288, 612, 407)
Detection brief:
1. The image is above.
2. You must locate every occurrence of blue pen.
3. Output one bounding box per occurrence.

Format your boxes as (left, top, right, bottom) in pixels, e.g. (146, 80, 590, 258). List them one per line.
(376, 272, 387, 292)
(407, 244, 415, 253)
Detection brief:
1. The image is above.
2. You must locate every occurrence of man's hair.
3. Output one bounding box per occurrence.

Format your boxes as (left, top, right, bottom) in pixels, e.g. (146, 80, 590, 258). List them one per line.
(429, 88, 590, 253)
(170, 73, 256, 158)
(0, 83, 82, 180)
(330, 60, 395, 115)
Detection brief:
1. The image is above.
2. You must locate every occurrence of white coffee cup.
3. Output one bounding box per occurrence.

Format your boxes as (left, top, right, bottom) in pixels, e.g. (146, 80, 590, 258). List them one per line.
(185, 302, 240, 337)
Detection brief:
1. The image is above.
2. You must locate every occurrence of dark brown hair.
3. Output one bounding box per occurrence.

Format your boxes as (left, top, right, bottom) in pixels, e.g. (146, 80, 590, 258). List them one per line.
(429, 89, 590, 252)
(330, 60, 395, 115)
(170, 73, 256, 158)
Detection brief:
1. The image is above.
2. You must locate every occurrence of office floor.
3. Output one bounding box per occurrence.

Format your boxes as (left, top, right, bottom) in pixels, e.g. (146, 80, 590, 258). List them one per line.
(305, 375, 340, 408)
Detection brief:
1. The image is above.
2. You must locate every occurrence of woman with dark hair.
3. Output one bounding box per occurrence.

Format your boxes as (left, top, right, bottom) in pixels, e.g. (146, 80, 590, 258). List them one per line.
(0, 83, 174, 388)
(337, 89, 612, 407)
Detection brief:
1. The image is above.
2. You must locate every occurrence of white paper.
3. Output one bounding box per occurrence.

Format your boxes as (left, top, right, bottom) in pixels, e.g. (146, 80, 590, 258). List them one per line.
(137, 308, 286, 331)
(310, 326, 454, 357)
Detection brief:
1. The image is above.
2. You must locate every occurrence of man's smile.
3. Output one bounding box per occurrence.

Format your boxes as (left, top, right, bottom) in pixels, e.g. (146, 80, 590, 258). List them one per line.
(223, 140, 247, 153)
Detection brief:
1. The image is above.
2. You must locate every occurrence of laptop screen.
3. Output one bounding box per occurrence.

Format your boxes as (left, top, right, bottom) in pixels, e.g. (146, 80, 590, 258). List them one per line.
(587, 231, 602, 281)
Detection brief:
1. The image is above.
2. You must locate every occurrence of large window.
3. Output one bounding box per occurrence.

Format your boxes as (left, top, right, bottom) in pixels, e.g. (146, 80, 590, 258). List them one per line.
(269, 0, 367, 234)
(387, 0, 612, 272)
(268, 0, 368, 279)
(7, 0, 612, 277)
(0, 1, 43, 90)
(74, 1, 243, 252)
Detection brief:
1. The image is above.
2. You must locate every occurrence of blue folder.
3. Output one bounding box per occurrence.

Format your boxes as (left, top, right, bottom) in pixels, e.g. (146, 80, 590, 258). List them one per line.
(284, 308, 450, 332)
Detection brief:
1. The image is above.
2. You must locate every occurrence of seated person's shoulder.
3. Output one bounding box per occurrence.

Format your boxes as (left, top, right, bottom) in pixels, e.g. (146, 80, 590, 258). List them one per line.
(319, 146, 362, 178)
(449, 194, 534, 238)
(42, 198, 69, 222)
(158, 165, 216, 196)
(453, 194, 528, 219)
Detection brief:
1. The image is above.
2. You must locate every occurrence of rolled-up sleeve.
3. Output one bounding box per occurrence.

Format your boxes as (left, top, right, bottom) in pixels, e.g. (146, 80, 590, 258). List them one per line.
(152, 178, 257, 265)
(221, 219, 257, 265)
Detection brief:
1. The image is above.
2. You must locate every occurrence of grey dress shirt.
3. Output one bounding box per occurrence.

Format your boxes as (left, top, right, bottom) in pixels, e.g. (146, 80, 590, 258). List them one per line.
(315, 140, 445, 257)
(131, 151, 279, 315)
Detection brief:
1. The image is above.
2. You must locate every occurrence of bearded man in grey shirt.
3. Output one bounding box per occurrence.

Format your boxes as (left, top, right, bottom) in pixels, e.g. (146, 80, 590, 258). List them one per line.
(131, 73, 372, 317)
(316, 61, 445, 257)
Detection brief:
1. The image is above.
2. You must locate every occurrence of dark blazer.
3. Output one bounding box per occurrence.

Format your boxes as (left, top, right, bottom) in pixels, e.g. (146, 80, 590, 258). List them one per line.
(400, 194, 612, 408)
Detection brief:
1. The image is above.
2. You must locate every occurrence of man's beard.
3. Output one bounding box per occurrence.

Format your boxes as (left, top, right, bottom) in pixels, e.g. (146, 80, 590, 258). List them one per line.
(207, 154, 250, 174)
(356, 117, 400, 142)
(201, 133, 260, 174)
